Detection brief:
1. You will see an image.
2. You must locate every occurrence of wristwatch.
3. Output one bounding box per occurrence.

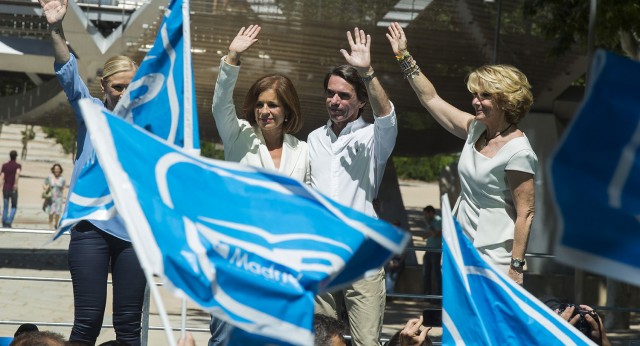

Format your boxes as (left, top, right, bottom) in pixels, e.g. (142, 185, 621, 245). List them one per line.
(510, 258, 526, 268)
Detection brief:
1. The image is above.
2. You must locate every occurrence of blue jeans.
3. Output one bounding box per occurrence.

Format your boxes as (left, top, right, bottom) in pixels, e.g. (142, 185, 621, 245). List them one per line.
(209, 316, 233, 346)
(68, 221, 147, 346)
(2, 190, 17, 226)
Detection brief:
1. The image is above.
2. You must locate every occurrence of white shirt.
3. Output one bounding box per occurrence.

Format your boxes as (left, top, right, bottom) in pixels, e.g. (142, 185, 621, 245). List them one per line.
(308, 106, 397, 217)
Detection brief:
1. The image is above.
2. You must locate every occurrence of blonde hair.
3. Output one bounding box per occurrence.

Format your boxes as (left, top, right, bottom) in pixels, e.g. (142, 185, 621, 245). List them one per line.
(466, 65, 533, 124)
(102, 55, 137, 81)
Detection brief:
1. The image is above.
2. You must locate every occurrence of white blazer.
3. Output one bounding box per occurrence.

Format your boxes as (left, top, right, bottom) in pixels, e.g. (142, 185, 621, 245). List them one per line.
(211, 57, 310, 183)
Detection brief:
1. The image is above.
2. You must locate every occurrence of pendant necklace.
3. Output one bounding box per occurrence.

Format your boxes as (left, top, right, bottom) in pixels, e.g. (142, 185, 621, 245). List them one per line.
(484, 123, 514, 146)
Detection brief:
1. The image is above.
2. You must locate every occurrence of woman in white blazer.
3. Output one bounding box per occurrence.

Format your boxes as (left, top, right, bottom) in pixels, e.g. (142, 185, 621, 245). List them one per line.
(212, 24, 309, 183)
(208, 24, 310, 345)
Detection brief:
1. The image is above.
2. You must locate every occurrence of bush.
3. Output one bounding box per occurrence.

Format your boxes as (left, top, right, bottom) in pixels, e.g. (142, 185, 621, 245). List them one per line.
(200, 141, 225, 160)
(393, 153, 459, 182)
(42, 126, 77, 157)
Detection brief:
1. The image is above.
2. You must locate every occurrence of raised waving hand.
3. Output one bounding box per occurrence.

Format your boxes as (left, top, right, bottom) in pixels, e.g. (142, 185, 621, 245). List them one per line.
(340, 27, 372, 74)
(39, 0, 68, 26)
(386, 21, 408, 57)
(226, 25, 261, 66)
(40, 0, 70, 63)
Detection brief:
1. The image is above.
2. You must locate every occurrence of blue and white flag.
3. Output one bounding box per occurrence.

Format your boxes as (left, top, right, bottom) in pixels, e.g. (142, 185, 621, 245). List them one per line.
(441, 195, 593, 345)
(77, 99, 409, 345)
(549, 50, 640, 287)
(57, 0, 199, 238)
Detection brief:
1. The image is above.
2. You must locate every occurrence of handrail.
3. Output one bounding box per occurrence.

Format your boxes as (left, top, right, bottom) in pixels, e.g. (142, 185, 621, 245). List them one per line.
(3, 228, 640, 346)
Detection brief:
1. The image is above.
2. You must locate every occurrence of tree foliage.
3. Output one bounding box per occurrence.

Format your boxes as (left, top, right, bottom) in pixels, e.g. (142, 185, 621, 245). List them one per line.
(393, 154, 459, 182)
(199, 141, 225, 160)
(42, 126, 77, 158)
(523, 0, 640, 59)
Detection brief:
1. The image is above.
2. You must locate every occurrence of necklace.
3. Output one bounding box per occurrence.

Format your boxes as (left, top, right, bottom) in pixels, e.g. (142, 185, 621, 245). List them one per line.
(485, 123, 514, 144)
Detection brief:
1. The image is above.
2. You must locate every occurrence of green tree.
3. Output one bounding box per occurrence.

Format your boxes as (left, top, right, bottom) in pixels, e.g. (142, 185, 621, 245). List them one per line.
(200, 141, 225, 160)
(523, 0, 640, 59)
(393, 154, 459, 182)
(42, 127, 77, 159)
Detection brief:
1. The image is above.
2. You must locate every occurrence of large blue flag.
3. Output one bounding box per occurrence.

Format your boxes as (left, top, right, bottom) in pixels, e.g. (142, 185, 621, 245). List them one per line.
(76, 99, 409, 345)
(57, 0, 199, 237)
(441, 195, 593, 345)
(549, 50, 640, 287)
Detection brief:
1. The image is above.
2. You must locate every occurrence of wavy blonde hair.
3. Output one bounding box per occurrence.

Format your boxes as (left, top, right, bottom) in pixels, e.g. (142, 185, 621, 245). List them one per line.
(102, 55, 137, 81)
(466, 64, 533, 124)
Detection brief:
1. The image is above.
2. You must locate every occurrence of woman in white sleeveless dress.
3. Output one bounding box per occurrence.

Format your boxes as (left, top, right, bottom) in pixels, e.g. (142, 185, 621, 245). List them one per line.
(387, 22, 537, 285)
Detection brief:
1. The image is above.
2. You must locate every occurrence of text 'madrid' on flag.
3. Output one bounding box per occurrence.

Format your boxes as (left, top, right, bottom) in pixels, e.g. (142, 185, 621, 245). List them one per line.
(440, 194, 593, 345)
(550, 50, 640, 287)
(77, 99, 410, 345)
(57, 0, 199, 238)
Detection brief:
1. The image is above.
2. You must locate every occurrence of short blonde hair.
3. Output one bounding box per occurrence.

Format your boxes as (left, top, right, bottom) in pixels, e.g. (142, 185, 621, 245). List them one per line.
(102, 55, 137, 81)
(466, 65, 533, 124)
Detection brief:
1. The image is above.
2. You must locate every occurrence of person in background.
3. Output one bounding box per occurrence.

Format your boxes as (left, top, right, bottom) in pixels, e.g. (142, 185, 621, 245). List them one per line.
(386, 22, 537, 285)
(309, 27, 397, 346)
(314, 314, 347, 346)
(385, 220, 405, 296)
(421, 205, 441, 296)
(9, 330, 66, 346)
(1, 150, 21, 228)
(40, 0, 147, 344)
(384, 316, 432, 346)
(43, 163, 66, 229)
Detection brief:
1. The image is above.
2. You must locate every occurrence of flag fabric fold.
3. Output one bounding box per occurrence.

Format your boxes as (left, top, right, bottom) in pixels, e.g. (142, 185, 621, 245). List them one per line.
(441, 194, 593, 345)
(77, 99, 409, 345)
(57, 0, 199, 238)
(550, 50, 640, 287)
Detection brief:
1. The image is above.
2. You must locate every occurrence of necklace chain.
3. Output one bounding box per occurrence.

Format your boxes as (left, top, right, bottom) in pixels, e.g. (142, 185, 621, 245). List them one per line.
(485, 123, 514, 143)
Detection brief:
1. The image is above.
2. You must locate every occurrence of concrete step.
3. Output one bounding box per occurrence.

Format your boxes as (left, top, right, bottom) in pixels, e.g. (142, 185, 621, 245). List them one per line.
(0, 124, 72, 163)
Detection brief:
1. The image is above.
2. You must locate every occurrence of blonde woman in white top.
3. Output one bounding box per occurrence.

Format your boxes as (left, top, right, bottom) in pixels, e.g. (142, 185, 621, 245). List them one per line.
(387, 22, 537, 285)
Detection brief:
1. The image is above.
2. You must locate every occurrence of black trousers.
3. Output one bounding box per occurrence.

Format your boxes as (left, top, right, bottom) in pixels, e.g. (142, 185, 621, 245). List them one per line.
(68, 221, 147, 345)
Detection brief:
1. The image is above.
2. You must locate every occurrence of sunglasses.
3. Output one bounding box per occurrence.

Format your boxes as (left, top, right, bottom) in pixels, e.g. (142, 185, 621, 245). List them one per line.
(109, 83, 129, 92)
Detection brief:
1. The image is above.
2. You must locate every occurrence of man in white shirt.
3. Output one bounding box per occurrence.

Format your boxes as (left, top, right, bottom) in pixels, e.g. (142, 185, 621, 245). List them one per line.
(308, 27, 398, 346)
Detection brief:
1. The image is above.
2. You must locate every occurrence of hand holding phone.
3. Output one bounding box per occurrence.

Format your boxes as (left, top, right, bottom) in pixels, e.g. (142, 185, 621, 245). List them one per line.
(422, 308, 442, 327)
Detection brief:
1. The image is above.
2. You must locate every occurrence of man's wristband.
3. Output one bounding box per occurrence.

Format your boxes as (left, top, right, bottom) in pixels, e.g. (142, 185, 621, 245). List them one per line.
(361, 70, 376, 82)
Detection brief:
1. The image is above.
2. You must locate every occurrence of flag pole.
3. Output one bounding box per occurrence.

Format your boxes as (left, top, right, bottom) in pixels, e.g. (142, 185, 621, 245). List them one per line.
(182, 0, 194, 151)
(181, 298, 187, 338)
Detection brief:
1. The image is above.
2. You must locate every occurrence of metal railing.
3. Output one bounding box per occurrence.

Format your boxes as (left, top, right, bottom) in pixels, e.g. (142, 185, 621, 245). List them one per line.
(2, 227, 639, 346)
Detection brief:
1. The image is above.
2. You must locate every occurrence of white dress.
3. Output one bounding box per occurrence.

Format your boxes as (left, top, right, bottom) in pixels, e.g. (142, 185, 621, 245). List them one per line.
(455, 120, 537, 272)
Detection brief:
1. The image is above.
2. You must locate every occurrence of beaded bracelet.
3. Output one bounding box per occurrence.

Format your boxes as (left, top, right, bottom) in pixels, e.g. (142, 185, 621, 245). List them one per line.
(395, 51, 411, 62)
(397, 54, 421, 79)
(404, 65, 421, 79)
